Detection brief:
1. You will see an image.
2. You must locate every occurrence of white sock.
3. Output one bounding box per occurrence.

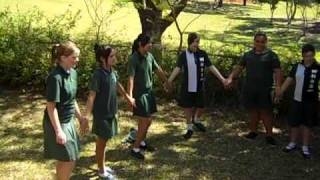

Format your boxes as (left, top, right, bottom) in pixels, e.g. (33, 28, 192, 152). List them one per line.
(133, 148, 140, 153)
(302, 146, 310, 154)
(187, 123, 193, 131)
(140, 141, 146, 146)
(286, 142, 296, 149)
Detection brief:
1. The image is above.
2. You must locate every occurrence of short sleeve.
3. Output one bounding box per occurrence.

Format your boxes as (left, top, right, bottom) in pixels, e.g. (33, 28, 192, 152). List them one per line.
(88, 71, 100, 92)
(176, 52, 184, 68)
(271, 53, 281, 69)
(289, 64, 298, 78)
(114, 70, 119, 80)
(46, 75, 60, 102)
(239, 54, 247, 67)
(204, 52, 212, 67)
(127, 55, 137, 77)
(150, 53, 160, 70)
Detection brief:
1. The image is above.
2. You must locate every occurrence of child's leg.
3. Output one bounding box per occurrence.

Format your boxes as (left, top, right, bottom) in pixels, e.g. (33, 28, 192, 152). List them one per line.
(56, 161, 75, 180)
(184, 108, 194, 124)
(194, 108, 204, 122)
(289, 127, 299, 143)
(302, 126, 311, 147)
(248, 109, 260, 133)
(133, 117, 151, 149)
(96, 138, 107, 173)
(260, 109, 273, 137)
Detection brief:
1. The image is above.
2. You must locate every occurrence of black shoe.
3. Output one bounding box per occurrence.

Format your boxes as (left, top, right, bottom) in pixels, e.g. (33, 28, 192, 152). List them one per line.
(140, 144, 156, 152)
(244, 132, 258, 139)
(193, 121, 206, 132)
(302, 151, 311, 159)
(130, 150, 145, 160)
(183, 130, 193, 139)
(266, 136, 277, 146)
(282, 146, 297, 153)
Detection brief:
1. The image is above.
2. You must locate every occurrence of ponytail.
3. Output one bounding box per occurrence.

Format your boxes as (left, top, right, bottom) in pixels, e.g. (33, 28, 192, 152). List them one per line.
(131, 33, 151, 54)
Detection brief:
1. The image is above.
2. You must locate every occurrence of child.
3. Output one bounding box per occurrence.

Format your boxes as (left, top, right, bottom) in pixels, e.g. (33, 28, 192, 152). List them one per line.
(226, 32, 282, 145)
(166, 32, 226, 139)
(84, 44, 135, 178)
(127, 34, 168, 160)
(43, 41, 89, 180)
(280, 44, 319, 159)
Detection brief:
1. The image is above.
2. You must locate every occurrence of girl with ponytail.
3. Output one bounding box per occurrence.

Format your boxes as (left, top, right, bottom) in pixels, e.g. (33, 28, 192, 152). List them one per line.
(127, 34, 168, 160)
(84, 44, 135, 178)
(43, 41, 89, 179)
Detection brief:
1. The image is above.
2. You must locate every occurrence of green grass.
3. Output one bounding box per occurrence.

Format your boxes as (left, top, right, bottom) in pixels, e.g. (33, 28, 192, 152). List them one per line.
(1, 91, 320, 179)
(0, 0, 319, 58)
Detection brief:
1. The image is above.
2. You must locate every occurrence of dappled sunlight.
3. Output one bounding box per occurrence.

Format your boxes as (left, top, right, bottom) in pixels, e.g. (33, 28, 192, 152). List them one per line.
(1, 91, 320, 179)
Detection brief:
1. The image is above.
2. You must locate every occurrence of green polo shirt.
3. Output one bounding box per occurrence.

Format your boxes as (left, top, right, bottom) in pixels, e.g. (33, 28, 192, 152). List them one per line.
(127, 51, 159, 97)
(240, 49, 280, 90)
(45, 65, 77, 123)
(89, 68, 118, 120)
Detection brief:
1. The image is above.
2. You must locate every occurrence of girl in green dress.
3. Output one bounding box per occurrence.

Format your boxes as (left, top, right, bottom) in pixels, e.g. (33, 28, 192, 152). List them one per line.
(43, 41, 89, 180)
(84, 44, 135, 178)
(127, 34, 168, 160)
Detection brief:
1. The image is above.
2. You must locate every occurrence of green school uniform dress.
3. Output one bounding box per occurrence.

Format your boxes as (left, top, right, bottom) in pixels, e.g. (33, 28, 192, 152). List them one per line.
(239, 48, 281, 110)
(43, 65, 80, 161)
(127, 51, 159, 117)
(89, 68, 119, 140)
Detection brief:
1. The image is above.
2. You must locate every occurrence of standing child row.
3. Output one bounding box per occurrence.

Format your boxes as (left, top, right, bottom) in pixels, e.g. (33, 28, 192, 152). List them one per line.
(42, 34, 318, 180)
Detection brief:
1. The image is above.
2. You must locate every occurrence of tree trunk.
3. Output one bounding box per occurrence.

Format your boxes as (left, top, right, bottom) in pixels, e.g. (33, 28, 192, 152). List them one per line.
(243, 0, 247, 6)
(218, 0, 223, 7)
(134, 0, 188, 62)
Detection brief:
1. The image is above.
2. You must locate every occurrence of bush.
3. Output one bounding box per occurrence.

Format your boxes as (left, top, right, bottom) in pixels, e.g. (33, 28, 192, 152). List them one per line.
(0, 8, 80, 88)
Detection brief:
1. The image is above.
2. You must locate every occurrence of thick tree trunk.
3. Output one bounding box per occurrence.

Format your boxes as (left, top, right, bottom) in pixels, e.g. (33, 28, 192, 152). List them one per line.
(134, 0, 188, 61)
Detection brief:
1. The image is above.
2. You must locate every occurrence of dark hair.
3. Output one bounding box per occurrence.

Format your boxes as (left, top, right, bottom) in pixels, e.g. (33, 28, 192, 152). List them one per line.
(51, 41, 79, 65)
(131, 34, 151, 54)
(302, 44, 315, 55)
(254, 31, 268, 40)
(94, 43, 113, 64)
(187, 32, 199, 46)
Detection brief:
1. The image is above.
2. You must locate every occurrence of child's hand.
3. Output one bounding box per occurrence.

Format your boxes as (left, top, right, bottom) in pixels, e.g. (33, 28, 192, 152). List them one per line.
(164, 80, 173, 93)
(224, 77, 233, 89)
(128, 96, 136, 108)
(56, 130, 67, 145)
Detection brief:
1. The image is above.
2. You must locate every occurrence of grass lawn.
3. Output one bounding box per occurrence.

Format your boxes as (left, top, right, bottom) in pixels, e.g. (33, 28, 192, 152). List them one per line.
(0, 0, 319, 60)
(1, 90, 320, 179)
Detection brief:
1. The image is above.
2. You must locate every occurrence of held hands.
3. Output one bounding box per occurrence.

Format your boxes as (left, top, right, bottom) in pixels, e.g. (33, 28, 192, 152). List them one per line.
(163, 80, 173, 93)
(223, 77, 233, 89)
(128, 96, 136, 108)
(273, 86, 282, 104)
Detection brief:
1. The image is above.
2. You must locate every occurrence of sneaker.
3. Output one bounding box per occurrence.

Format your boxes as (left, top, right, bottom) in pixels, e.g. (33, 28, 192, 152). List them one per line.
(265, 136, 277, 146)
(183, 130, 193, 139)
(193, 121, 206, 132)
(140, 144, 156, 152)
(282, 145, 297, 153)
(302, 151, 311, 159)
(105, 166, 115, 174)
(98, 170, 116, 180)
(130, 149, 145, 160)
(122, 128, 137, 144)
(244, 132, 258, 139)
(301, 148, 312, 159)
